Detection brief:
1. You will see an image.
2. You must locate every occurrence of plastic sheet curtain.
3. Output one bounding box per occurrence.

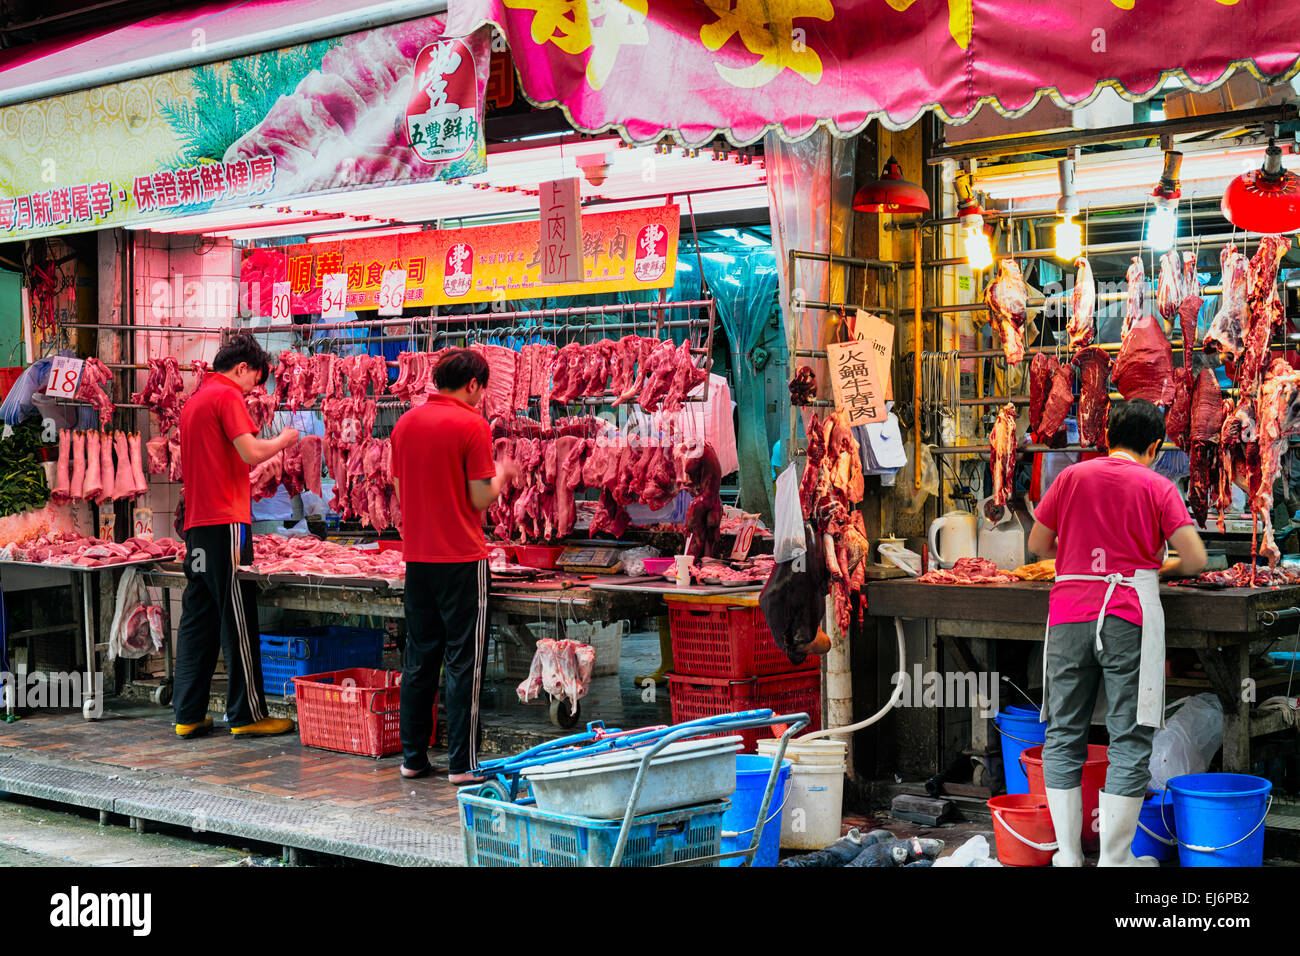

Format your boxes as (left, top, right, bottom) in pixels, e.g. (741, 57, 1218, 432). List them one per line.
(700, 248, 780, 519)
(765, 128, 857, 465)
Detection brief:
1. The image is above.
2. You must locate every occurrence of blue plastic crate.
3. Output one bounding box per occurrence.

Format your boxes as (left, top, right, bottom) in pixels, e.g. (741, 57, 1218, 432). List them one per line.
(260, 627, 384, 697)
(458, 787, 728, 867)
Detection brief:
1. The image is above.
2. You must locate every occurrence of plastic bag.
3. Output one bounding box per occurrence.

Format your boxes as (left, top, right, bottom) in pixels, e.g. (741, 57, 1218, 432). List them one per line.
(1148, 693, 1223, 790)
(933, 834, 1002, 867)
(108, 568, 167, 661)
(891, 442, 939, 514)
(0, 357, 53, 426)
(619, 546, 661, 577)
(773, 462, 806, 563)
(877, 542, 922, 577)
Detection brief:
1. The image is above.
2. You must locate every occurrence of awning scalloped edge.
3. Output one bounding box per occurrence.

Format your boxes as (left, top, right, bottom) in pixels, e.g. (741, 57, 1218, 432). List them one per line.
(467, 15, 1300, 150)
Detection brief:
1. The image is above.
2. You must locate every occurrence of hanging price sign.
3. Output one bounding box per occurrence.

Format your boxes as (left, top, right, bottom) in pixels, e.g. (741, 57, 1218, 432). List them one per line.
(321, 273, 347, 319)
(98, 512, 116, 541)
(271, 282, 292, 320)
(132, 506, 154, 540)
(45, 356, 84, 399)
(377, 269, 408, 316)
(729, 514, 760, 560)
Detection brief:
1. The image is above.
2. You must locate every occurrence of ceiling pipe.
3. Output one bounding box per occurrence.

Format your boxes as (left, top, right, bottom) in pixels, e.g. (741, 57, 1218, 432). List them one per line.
(0, 0, 448, 109)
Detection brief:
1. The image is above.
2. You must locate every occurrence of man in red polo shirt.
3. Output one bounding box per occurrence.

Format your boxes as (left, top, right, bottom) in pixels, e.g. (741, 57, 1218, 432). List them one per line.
(174, 334, 300, 739)
(391, 349, 517, 783)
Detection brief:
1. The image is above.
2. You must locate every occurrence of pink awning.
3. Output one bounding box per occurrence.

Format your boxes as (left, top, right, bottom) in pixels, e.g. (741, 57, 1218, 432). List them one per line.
(449, 0, 1300, 146)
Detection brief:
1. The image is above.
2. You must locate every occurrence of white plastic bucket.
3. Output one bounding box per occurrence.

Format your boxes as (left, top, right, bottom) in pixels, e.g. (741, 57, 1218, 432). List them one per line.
(756, 738, 847, 850)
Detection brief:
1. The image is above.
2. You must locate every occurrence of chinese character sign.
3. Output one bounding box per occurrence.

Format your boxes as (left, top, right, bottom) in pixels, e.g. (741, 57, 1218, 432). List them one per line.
(450, 0, 1300, 146)
(827, 341, 886, 427)
(539, 178, 583, 284)
(849, 309, 895, 402)
(0, 17, 489, 240)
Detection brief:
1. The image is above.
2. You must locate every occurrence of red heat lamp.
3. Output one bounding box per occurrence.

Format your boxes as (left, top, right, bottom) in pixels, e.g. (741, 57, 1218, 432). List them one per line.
(854, 156, 931, 214)
(1221, 139, 1300, 234)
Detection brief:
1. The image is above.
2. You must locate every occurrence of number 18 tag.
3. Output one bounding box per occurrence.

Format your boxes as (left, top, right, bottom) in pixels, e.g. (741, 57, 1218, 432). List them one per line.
(46, 356, 84, 399)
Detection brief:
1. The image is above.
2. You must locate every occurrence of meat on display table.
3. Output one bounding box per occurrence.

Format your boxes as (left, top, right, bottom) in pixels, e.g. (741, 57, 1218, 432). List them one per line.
(865, 578, 1300, 774)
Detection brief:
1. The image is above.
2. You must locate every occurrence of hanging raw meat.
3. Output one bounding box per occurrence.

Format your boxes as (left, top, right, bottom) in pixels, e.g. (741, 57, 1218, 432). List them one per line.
(984, 259, 1029, 365)
(989, 403, 1018, 506)
(69, 430, 86, 499)
(1156, 250, 1186, 323)
(82, 430, 103, 501)
(1035, 364, 1074, 445)
(1238, 235, 1291, 389)
(1165, 367, 1194, 451)
(1122, 256, 1146, 338)
(96, 429, 116, 504)
(1253, 358, 1300, 566)
(53, 429, 71, 501)
(1073, 346, 1112, 449)
(1178, 252, 1202, 367)
(1186, 370, 1225, 526)
(1202, 243, 1250, 368)
(1113, 313, 1175, 406)
(1067, 257, 1095, 351)
(1028, 353, 1057, 438)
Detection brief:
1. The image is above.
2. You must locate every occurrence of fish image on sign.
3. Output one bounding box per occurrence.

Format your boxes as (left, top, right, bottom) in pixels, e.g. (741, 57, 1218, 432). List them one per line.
(407, 37, 479, 165)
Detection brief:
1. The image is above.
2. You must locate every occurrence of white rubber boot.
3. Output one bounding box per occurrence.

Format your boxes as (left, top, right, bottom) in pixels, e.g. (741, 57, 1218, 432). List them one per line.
(1098, 791, 1158, 867)
(1045, 787, 1084, 867)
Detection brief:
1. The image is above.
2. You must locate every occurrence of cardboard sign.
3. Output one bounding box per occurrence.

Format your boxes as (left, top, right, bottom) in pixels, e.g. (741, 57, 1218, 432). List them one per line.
(850, 309, 894, 402)
(827, 341, 887, 426)
(321, 273, 347, 318)
(377, 269, 408, 315)
(729, 514, 760, 560)
(45, 355, 84, 399)
(98, 512, 116, 541)
(271, 282, 291, 321)
(132, 506, 153, 540)
(539, 178, 583, 284)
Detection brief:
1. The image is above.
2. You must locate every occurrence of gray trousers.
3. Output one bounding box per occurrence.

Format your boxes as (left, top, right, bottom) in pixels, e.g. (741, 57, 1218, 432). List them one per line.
(1042, 615, 1154, 798)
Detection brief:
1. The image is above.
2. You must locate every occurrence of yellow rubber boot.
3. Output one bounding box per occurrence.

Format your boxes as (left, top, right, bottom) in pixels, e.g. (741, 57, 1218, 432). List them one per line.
(230, 717, 295, 737)
(634, 614, 675, 686)
(175, 717, 213, 738)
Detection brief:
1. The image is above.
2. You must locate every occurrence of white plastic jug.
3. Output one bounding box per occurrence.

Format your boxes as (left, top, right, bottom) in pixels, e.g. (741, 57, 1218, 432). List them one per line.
(927, 511, 977, 569)
(977, 497, 1026, 571)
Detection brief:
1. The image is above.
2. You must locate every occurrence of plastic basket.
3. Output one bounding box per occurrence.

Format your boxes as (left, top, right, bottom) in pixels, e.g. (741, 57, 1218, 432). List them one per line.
(292, 667, 435, 758)
(666, 672, 822, 752)
(459, 786, 728, 867)
(666, 602, 817, 679)
(260, 627, 385, 697)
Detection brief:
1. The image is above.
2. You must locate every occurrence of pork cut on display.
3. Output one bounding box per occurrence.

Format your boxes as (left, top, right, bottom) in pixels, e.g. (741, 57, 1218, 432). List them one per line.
(1250, 358, 1300, 565)
(1178, 252, 1202, 367)
(984, 259, 1029, 365)
(1121, 256, 1145, 338)
(989, 403, 1018, 506)
(1035, 364, 1074, 445)
(1238, 235, 1291, 389)
(1202, 243, 1250, 367)
(1028, 353, 1056, 438)
(1067, 257, 1095, 351)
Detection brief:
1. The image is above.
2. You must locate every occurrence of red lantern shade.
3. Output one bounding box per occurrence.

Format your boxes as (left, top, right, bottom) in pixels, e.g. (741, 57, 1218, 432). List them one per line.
(854, 156, 931, 214)
(1221, 141, 1300, 234)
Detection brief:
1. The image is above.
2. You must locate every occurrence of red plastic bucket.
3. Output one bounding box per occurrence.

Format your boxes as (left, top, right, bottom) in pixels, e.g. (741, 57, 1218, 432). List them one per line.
(515, 545, 567, 569)
(1021, 743, 1108, 852)
(988, 794, 1056, 866)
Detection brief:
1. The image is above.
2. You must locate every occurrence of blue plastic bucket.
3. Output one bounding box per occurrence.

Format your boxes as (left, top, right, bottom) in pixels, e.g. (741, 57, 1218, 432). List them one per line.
(1132, 790, 1177, 862)
(1165, 773, 1273, 867)
(720, 755, 792, 867)
(996, 706, 1047, 795)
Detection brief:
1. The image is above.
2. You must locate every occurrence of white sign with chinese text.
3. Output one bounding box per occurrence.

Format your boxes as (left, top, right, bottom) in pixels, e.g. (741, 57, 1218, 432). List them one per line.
(377, 269, 408, 316)
(321, 273, 347, 319)
(849, 309, 895, 401)
(271, 282, 291, 321)
(539, 178, 583, 284)
(827, 341, 887, 426)
(98, 512, 115, 541)
(45, 356, 84, 399)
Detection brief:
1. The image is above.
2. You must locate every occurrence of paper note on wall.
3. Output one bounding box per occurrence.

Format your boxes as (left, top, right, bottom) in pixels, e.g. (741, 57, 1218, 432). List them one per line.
(827, 341, 886, 426)
(851, 309, 894, 401)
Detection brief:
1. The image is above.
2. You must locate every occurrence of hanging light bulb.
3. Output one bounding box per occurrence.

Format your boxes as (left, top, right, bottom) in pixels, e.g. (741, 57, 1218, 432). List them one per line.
(955, 169, 993, 270)
(1054, 153, 1082, 261)
(1146, 148, 1182, 252)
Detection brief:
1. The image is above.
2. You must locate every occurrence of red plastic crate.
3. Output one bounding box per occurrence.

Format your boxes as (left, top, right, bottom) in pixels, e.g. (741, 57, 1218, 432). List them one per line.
(666, 671, 822, 751)
(292, 668, 435, 758)
(666, 601, 817, 678)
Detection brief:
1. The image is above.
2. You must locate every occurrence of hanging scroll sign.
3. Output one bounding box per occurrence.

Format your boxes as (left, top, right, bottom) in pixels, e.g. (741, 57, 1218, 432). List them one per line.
(827, 341, 887, 426)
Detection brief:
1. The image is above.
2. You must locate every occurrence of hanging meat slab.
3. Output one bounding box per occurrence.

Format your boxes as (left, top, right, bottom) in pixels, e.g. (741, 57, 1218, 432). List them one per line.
(1073, 346, 1112, 449)
(1165, 366, 1193, 452)
(1122, 256, 1146, 338)
(1253, 358, 1300, 565)
(1186, 369, 1225, 526)
(1067, 257, 1095, 352)
(1113, 314, 1175, 406)
(1238, 235, 1291, 389)
(984, 259, 1029, 365)
(989, 403, 1018, 506)
(1179, 252, 1202, 367)
(1202, 243, 1250, 369)
(1156, 250, 1186, 323)
(1035, 364, 1074, 445)
(1028, 352, 1057, 438)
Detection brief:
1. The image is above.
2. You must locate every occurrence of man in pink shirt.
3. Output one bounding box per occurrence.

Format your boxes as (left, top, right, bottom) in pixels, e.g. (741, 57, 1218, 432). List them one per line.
(1028, 399, 1206, 867)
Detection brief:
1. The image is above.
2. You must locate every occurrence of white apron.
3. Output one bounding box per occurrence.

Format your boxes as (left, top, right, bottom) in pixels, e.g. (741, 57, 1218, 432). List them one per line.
(1040, 567, 1166, 730)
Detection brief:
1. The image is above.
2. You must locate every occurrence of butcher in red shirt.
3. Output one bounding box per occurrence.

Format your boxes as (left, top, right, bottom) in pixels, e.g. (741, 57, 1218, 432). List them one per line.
(391, 349, 517, 783)
(174, 334, 300, 740)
